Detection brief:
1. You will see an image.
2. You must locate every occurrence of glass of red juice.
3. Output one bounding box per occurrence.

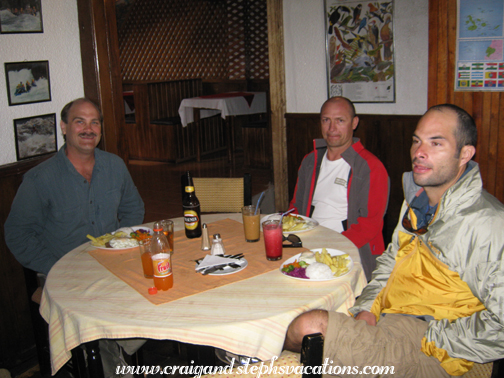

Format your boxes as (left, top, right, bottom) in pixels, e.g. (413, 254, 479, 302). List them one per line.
(263, 220, 283, 261)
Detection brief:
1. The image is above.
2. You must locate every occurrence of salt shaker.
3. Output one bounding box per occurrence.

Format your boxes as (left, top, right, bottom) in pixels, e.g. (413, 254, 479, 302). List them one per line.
(211, 234, 226, 255)
(201, 223, 211, 251)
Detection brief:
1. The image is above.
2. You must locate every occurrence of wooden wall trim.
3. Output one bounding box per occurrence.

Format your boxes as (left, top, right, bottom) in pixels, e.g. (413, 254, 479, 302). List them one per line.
(77, 0, 128, 163)
(267, 0, 288, 211)
(428, 0, 504, 203)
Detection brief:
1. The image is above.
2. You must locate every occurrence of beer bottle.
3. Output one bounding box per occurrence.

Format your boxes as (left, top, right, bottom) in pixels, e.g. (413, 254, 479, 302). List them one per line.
(183, 171, 202, 238)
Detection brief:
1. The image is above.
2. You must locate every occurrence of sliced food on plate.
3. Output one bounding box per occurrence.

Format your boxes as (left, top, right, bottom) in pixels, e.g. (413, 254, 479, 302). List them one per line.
(281, 248, 352, 281)
(263, 213, 319, 233)
(281, 214, 309, 232)
(87, 226, 153, 249)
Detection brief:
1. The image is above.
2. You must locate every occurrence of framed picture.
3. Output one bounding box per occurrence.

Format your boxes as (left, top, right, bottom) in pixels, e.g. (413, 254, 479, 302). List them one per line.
(0, 0, 43, 34)
(325, 0, 395, 103)
(14, 113, 57, 161)
(5, 61, 51, 106)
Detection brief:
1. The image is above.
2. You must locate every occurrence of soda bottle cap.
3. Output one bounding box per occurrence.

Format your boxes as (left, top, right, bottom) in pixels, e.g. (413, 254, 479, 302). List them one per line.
(148, 287, 158, 295)
(153, 221, 162, 232)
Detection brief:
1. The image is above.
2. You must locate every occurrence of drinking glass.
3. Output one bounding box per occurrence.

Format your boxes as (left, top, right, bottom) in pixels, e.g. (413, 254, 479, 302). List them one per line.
(139, 239, 153, 278)
(262, 220, 283, 261)
(242, 205, 260, 242)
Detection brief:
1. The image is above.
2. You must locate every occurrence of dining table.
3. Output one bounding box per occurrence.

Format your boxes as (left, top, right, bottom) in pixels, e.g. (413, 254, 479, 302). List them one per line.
(178, 92, 267, 161)
(39, 213, 367, 376)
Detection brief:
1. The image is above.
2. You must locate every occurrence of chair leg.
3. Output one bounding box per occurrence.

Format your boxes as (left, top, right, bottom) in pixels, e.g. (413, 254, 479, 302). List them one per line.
(491, 358, 504, 378)
(301, 333, 324, 378)
(85, 341, 105, 378)
(28, 297, 51, 376)
(68, 347, 87, 378)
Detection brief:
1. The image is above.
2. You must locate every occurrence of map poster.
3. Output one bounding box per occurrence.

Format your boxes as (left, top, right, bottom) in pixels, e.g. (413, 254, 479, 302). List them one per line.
(324, 0, 395, 103)
(456, 0, 504, 91)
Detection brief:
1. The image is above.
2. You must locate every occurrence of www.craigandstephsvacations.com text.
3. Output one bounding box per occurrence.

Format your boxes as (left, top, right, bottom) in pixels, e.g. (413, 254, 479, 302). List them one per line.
(116, 357, 395, 377)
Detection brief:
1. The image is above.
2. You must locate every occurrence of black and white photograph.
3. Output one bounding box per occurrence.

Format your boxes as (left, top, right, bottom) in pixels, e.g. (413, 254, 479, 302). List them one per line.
(14, 113, 57, 161)
(5, 60, 51, 106)
(0, 0, 43, 33)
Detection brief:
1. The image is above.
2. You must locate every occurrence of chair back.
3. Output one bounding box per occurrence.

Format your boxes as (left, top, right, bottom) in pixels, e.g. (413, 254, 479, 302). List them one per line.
(193, 174, 252, 213)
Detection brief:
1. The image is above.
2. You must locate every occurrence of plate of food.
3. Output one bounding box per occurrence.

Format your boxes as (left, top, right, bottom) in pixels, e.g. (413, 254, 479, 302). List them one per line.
(280, 248, 353, 281)
(262, 213, 319, 234)
(87, 226, 153, 250)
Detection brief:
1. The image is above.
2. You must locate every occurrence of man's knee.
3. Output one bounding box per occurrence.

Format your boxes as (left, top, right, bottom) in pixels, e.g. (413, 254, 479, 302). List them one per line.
(284, 309, 328, 353)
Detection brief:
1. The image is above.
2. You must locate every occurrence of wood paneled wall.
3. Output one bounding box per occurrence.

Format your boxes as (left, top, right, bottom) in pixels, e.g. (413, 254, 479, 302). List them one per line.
(286, 114, 420, 246)
(429, 0, 504, 203)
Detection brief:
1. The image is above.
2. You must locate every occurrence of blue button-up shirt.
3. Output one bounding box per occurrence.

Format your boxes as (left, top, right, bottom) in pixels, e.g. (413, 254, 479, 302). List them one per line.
(5, 146, 145, 275)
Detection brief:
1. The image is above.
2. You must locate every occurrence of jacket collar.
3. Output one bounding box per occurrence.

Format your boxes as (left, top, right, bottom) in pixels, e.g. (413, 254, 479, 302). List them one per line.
(403, 160, 481, 212)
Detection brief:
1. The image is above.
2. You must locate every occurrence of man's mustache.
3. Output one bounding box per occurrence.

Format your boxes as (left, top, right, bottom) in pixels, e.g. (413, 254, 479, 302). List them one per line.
(78, 132, 99, 137)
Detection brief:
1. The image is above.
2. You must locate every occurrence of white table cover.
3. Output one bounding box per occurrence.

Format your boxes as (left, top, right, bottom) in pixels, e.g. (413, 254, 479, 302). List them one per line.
(178, 92, 267, 127)
(40, 213, 366, 374)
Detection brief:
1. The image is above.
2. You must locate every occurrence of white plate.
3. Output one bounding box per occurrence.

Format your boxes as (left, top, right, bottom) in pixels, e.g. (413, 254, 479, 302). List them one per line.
(196, 258, 248, 276)
(92, 226, 153, 250)
(279, 248, 353, 281)
(262, 213, 319, 234)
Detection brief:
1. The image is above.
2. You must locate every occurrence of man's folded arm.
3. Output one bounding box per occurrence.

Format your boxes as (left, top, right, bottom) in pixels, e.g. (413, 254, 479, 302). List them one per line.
(423, 259, 504, 363)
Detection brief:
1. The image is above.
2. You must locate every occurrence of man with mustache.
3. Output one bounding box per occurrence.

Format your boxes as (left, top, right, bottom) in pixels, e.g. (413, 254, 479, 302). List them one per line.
(6, 97, 144, 275)
(5, 98, 144, 377)
(284, 104, 504, 377)
(289, 96, 389, 280)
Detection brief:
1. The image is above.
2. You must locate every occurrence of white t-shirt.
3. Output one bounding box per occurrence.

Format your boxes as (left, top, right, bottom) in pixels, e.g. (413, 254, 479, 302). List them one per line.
(311, 152, 351, 233)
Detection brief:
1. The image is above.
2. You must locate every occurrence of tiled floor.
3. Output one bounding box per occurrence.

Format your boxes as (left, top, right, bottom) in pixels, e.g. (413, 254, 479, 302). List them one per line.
(12, 151, 272, 378)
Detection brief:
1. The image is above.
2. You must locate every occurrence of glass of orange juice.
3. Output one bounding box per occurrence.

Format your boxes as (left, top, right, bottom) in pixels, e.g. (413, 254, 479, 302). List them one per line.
(242, 205, 260, 242)
(139, 239, 153, 278)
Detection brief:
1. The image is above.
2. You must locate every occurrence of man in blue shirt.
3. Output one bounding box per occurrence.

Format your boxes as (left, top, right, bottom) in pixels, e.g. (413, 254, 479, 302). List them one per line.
(5, 98, 145, 275)
(5, 98, 145, 378)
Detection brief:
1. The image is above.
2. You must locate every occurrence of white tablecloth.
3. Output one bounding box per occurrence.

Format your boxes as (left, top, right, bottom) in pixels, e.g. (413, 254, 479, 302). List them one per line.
(178, 92, 267, 127)
(40, 213, 366, 374)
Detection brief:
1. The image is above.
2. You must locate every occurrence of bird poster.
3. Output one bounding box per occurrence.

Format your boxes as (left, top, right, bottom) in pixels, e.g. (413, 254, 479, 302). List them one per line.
(325, 1, 395, 102)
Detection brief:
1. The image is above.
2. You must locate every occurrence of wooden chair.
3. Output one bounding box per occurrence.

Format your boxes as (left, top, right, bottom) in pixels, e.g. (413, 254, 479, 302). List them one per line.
(300, 333, 504, 378)
(193, 174, 252, 213)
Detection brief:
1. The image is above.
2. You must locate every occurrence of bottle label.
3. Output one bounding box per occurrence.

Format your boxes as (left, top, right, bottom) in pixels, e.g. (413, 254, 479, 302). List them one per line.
(152, 253, 171, 277)
(184, 210, 200, 230)
(185, 186, 195, 193)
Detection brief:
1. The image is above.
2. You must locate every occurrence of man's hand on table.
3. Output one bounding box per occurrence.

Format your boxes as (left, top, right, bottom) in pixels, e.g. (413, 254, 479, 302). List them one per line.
(355, 311, 376, 326)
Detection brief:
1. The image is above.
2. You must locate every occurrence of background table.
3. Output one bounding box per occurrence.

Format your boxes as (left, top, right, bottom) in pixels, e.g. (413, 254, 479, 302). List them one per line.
(40, 213, 366, 375)
(178, 92, 267, 161)
(178, 92, 267, 127)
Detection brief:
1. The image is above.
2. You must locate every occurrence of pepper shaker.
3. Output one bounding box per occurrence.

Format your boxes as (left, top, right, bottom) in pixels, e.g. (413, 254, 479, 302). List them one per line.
(201, 224, 211, 251)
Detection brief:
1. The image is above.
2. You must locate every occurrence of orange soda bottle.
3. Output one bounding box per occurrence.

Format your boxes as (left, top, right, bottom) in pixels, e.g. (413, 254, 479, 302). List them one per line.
(150, 221, 173, 291)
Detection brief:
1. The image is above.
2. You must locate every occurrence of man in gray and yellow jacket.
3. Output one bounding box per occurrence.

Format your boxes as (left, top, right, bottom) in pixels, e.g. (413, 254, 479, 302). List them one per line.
(284, 104, 504, 377)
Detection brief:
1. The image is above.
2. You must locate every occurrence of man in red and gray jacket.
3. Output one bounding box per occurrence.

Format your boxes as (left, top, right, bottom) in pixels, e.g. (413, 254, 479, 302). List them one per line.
(289, 96, 389, 280)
